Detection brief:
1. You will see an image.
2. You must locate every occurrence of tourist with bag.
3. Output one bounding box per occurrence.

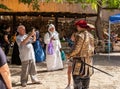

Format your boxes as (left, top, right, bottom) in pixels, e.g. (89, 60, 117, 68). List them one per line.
(44, 24, 63, 71)
(66, 20, 95, 89)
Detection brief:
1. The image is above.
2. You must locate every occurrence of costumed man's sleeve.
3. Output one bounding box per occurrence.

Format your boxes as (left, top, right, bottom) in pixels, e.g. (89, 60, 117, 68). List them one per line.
(58, 39, 62, 49)
(90, 36, 95, 52)
(57, 34, 62, 49)
(67, 33, 85, 58)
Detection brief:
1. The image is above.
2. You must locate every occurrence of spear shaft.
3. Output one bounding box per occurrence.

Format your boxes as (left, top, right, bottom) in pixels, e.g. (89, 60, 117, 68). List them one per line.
(81, 60, 113, 77)
(70, 58, 113, 77)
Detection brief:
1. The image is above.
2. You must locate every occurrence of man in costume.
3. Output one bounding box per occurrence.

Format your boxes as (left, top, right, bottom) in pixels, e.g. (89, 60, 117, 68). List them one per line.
(66, 20, 94, 89)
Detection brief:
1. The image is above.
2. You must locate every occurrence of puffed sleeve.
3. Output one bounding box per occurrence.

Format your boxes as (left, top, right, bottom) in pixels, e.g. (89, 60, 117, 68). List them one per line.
(67, 33, 85, 58)
(44, 33, 51, 44)
(89, 33, 95, 52)
(57, 34, 62, 49)
(58, 38, 62, 49)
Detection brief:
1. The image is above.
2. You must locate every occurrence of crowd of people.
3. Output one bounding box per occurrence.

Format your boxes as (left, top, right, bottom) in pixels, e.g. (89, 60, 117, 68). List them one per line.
(0, 19, 95, 89)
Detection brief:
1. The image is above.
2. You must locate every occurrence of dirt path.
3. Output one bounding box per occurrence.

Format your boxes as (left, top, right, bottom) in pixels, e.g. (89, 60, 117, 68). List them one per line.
(9, 53, 120, 89)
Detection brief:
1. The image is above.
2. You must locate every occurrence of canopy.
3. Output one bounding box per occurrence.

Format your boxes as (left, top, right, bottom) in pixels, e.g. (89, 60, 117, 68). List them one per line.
(109, 13, 120, 24)
(108, 13, 120, 59)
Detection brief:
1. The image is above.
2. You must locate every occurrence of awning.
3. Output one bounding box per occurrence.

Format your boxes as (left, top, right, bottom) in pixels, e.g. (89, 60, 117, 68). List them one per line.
(109, 13, 120, 24)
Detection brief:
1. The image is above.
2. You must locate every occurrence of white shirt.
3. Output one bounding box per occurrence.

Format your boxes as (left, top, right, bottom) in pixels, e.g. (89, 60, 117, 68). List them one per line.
(16, 34, 35, 62)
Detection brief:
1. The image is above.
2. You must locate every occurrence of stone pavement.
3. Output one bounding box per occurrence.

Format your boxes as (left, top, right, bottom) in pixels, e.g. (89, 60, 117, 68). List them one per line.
(9, 53, 120, 89)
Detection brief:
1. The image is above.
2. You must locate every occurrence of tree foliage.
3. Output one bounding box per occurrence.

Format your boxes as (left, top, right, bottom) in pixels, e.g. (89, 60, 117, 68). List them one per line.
(1, 0, 120, 11)
(60, 0, 120, 40)
(64, 0, 120, 9)
(19, 0, 40, 11)
(0, 3, 11, 10)
(101, 0, 119, 9)
(0, 0, 40, 11)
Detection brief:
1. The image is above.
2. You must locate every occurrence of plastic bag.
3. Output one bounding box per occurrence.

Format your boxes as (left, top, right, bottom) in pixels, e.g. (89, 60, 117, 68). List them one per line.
(61, 50, 66, 61)
(47, 41, 54, 55)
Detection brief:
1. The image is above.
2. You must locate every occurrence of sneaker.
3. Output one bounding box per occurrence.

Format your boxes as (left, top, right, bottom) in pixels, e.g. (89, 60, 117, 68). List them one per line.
(21, 83, 27, 87)
(65, 85, 71, 89)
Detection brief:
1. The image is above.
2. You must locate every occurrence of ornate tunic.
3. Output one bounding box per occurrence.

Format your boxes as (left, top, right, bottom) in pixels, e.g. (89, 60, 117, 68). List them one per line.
(68, 30, 94, 78)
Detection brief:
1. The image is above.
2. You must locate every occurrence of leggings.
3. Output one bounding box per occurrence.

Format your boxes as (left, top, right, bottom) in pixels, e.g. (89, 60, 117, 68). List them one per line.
(73, 75, 90, 89)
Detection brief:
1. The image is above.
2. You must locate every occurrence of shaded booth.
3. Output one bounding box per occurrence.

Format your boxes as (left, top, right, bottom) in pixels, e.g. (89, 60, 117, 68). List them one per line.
(108, 13, 120, 53)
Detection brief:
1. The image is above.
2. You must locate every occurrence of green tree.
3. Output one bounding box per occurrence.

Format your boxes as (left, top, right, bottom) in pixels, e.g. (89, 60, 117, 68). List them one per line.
(0, 3, 11, 10)
(0, 0, 39, 11)
(18, 0, 40, 11)
(57, 0, 120, 40)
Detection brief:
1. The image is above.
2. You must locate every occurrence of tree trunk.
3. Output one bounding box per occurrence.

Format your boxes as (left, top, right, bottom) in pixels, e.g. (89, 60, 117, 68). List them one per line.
(95, 0, 103, 40)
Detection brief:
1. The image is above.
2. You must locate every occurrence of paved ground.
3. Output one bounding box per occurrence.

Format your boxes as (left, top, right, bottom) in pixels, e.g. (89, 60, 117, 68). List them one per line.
(9, 53, 120, 89)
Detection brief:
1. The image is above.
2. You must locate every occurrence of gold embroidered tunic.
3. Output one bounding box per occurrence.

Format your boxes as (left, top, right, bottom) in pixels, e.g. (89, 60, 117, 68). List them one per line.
(67, 30, 94, 78)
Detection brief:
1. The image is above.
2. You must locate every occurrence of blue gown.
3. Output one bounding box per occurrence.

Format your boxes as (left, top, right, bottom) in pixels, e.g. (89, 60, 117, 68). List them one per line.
(33, 31, 45, 62)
